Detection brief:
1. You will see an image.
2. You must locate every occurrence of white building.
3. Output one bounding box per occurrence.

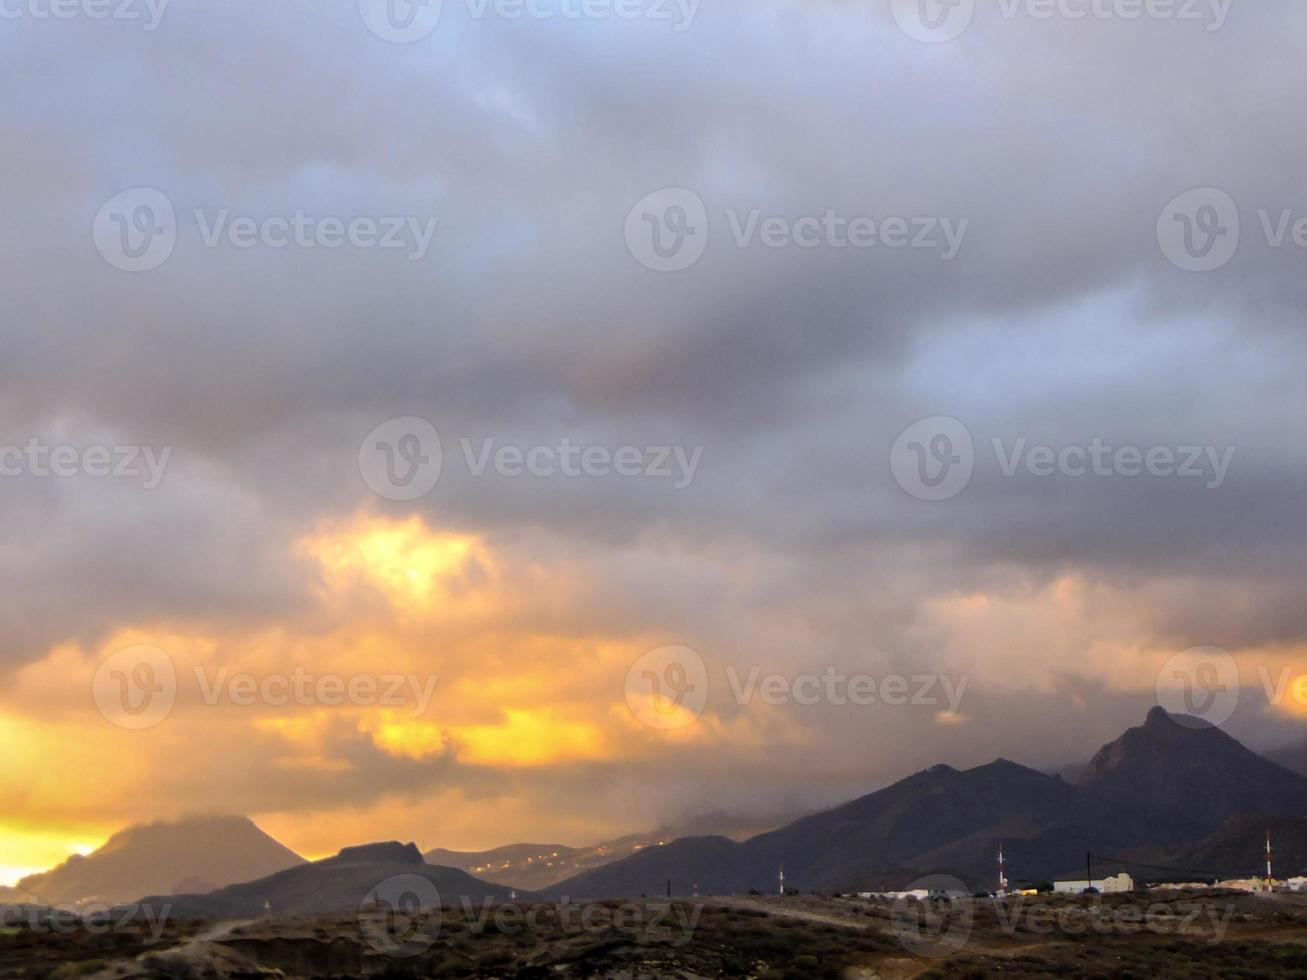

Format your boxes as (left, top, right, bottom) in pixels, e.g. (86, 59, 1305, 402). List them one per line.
(857, 887, 968, 901)
(1052, 873, 1133, 894)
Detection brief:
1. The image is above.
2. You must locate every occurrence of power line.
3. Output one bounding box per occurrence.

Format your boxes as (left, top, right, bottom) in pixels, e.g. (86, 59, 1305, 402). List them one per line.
(1088, 852, 1259, 882)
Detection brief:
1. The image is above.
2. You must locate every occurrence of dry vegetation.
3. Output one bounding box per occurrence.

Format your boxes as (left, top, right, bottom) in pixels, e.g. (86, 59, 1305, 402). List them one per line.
(3, 891, 1307, 979)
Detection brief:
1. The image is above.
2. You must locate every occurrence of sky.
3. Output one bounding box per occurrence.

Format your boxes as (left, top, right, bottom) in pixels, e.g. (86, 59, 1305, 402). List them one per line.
(3, 0, 1307, 883)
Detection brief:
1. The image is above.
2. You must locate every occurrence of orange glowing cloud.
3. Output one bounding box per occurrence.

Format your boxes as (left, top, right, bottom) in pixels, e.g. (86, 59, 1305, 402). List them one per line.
(299, 514, 495, 614)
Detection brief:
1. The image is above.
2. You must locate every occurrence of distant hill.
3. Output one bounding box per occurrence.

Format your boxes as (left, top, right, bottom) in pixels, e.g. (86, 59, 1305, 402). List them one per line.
(424, 843, 583, 891)
(425, 833, 697, 892)
(425, 813, 789, 891)
(1120, 814, 1307, 882)
(550, 708, 1307, 898)
(141, 841, 517, 917)
(15, 815, 304, 907)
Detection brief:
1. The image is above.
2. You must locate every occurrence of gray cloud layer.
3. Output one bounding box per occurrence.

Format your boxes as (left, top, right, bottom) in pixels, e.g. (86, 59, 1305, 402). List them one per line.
(3, 0, 1307, 826)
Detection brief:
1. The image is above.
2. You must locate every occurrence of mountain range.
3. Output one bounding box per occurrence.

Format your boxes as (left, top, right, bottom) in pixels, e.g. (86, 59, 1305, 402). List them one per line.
(545, 707, 1307, 896)
(9, 708, 1307, 913)
(138, 841, 517, 918)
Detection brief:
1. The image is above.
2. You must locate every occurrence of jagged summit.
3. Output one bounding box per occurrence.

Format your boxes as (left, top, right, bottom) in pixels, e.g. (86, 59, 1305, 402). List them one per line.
(1143, 705, 1211, 730)
(328, 842, 425, 866)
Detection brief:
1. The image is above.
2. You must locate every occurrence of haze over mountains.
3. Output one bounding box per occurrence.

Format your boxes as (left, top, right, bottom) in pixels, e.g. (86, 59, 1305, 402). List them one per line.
(424, 813, 782, 891)
(7, 816, 304, 908)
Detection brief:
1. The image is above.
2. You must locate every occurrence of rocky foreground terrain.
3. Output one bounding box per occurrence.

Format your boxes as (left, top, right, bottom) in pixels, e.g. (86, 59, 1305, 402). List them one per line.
(5, 890, 1307, 979)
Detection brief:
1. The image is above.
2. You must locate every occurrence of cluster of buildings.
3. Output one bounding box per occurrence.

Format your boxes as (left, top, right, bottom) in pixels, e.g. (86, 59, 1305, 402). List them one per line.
(847, 833, 1306, 900)
(1051, 873, 1133, 894)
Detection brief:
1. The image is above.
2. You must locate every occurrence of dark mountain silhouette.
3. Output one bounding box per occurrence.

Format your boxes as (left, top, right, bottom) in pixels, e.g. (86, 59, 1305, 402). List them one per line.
(551, 709, 1307, 898)
(1078, 706, 1307, 839)
(141, 841, 518, 917)
(14, 815, 304, 908)
(1123, 814, 1307, 882)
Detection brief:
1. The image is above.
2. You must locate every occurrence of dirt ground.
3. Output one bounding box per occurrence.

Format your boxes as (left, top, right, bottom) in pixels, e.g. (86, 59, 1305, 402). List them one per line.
(5, 890, 1307, 979)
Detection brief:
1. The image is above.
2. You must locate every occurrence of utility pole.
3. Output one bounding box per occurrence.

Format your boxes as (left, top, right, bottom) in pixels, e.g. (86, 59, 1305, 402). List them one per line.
(997, 843, 1008, 898)
(778, 865, 785, 896)
(1267, 830, 1274, 889)
(1085, 852, 1092, 895)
